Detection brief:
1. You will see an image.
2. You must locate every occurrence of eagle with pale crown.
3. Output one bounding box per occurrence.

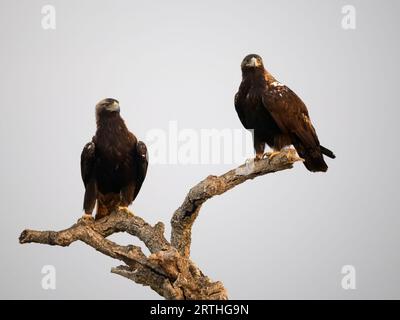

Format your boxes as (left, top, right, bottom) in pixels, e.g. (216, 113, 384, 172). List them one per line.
(235, 54, 335, 172)
(80, 98, 148, 220)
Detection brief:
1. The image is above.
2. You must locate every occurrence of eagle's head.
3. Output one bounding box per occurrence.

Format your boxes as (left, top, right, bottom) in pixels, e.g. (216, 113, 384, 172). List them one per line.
(241, 54, 264, 70)
(95, 98, 120, 119)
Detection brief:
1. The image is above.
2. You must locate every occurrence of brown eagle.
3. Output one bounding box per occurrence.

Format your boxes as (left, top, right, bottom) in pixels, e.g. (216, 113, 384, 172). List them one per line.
(80, 98, 148, 220)
(235, 54, 335, 172)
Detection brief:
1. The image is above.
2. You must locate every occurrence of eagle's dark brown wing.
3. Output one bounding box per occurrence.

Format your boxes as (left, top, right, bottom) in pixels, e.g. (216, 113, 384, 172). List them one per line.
(81, 141, 96, 187)
(234, 92, 248, 128)
(132, 141, 148, 202)
(81, 141, 97, 213)
(262, 85, 319, 147)
(262, 84, 329, 172)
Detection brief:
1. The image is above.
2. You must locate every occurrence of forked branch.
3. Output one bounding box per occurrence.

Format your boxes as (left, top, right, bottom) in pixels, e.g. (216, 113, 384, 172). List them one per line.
(19, 149, 301, 300)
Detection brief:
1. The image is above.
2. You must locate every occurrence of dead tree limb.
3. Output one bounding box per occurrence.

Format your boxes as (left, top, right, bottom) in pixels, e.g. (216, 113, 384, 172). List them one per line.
(19, 149, 301, 300)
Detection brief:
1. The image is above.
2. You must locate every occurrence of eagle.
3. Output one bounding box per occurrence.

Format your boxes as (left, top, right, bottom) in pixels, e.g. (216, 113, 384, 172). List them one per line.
(235, 54, 335, 172)
(80, 98, 148, 220)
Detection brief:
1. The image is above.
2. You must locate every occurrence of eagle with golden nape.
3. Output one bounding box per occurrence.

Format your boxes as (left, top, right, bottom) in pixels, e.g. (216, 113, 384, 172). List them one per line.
(235, 54, 335, 172)
(80, 98, 148, 220)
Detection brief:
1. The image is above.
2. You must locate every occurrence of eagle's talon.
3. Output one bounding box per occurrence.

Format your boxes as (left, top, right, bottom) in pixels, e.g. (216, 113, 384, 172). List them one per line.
(78, 213, 95, 224)
(118, 206, 133, 216)
(264, 151, 281, 161)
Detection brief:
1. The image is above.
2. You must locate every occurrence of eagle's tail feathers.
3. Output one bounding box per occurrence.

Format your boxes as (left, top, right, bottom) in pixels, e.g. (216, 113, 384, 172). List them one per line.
(320, 145, 336, 159)
(303, 155, 328, 173)
(295, 145, 328, 173)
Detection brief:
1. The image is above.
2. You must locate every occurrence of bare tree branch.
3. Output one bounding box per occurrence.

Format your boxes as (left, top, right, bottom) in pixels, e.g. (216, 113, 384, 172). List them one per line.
(170, 149, 301, 257)
(19, 150, 301, 300)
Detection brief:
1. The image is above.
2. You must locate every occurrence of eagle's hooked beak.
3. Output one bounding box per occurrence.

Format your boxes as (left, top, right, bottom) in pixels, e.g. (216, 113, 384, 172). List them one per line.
(246, 57, 259, 67)
(106, 100, 120, 112)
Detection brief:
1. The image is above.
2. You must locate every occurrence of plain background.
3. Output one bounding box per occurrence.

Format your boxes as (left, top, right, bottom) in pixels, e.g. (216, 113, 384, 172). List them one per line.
(1, 0, 399, 299)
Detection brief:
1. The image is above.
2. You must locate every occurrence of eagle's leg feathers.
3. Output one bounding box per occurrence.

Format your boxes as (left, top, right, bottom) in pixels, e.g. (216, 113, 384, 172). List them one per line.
(254, 148, 265, 161)
(253, 135, 266, 161)
(255, 153, 263, 161)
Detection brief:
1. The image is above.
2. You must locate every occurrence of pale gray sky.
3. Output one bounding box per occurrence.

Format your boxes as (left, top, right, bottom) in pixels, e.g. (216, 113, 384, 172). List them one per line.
(0, 0, 399, 299)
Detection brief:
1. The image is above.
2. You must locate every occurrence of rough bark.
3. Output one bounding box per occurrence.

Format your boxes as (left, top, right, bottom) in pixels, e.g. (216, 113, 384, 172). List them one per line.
(19, 149, 301, 300)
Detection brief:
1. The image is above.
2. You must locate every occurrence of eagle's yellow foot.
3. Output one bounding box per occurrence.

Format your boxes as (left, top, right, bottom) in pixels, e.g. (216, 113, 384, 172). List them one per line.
(118, 206, 134, 216)
(263, 151, 281, 160)
(78, 213, 95, 224)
